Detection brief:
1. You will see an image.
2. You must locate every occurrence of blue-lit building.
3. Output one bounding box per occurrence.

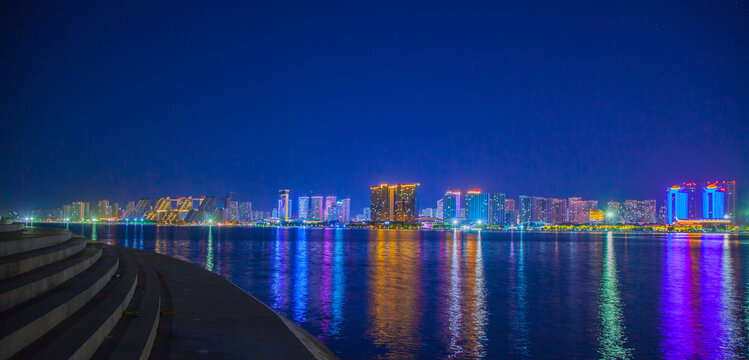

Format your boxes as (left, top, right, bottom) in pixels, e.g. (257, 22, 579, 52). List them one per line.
(666, 185, 688, 224)
(442, 191, 461, 219)
(465, 190, 489, 224)
(702, 183, 725, 219)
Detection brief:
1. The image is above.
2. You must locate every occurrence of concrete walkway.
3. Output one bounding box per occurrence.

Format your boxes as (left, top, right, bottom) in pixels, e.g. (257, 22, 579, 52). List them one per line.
(131, 249, 338, 360)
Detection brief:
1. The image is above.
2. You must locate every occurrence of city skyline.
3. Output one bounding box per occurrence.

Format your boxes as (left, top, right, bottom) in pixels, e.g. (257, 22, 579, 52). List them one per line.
(18, 179, 741, 226)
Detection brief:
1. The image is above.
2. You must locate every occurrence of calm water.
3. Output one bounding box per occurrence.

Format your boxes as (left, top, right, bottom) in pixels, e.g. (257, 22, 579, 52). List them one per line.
(43, 224, 749, 359)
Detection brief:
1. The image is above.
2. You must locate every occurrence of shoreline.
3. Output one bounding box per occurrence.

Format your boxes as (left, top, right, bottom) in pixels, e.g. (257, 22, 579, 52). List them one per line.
(27, 221, 747, 235)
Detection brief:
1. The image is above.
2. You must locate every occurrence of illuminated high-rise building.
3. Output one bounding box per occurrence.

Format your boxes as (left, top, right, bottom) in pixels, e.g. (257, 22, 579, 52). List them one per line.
(370, 185, 390, 222)
(362, 207, 371, 220)
(549, 198, 568, 224)
(682, 182, 698, 219)
(568, 197, 595, 224)
(488, 193, 505, 225)
(325, 196, 337, 221)
(518, 195, 532, 223)
(392, 184, 419, 222)
(97, 200, 111, 218)
(238, 202, 252, 222)
(465, 189, 489, 224)
(622, 199, 658, 224)
(278, 190, 290, 220)
(666, 185, 688, 224)
(702, 183, 725, 219)
(111, 203, 120, 219)
(643, 200, 656, 223)
(442, 191, 461, 220)
(341, 198, 351, 223)
(623, 200, 640, 224)
(724, 180, 736, 222)
(228, 201, 238, 222)
(504, 198, 515, 212)
(298, 196, 310, 220)
(531, 196, 548, 222)
(310, 196, 324, 221)
(370, 183, 420, 222)
(436, 199, 444, 220)
(328, 201, 343, 222)
(71, 201, 90, 221)
(658, 204, 666, 224)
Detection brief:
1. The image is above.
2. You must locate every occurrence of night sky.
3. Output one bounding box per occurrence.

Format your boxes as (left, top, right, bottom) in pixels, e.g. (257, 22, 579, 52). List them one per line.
(1, 0, 748, 214)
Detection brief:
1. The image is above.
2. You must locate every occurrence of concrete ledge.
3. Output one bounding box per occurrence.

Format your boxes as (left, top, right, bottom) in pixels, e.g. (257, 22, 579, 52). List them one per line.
(0, 248, 119, 359)
(0, 244, 102, 312)
(0, 228, 72, 257)
(0, 237, 87, 280)
(131, 249, 338, 360)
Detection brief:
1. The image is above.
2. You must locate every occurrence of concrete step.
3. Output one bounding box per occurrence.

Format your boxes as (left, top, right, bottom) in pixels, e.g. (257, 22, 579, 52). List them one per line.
(0, 247, 119, 359)
(10, 247, 138, 360)
(0, 237, 88, 281)
(91, 251, 161, 360)
(0, 228, 72, 257)
(0, 243, 102, 312)
(0, 224, 24, 240)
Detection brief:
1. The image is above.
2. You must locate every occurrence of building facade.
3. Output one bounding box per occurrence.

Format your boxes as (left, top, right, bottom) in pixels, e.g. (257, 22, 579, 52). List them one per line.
(489, 193, 505, 225)
(465, 190, 489, 224)
(370, 184, 420, 222)
(310, 196, 324, 221)
(297, 196, 309, 220)
(442, 191, 461, 219)
(702, 183, 725, 219)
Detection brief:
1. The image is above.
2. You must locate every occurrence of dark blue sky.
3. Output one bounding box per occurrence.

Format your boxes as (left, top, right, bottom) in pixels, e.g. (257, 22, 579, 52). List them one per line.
(1, 0, 748, 214)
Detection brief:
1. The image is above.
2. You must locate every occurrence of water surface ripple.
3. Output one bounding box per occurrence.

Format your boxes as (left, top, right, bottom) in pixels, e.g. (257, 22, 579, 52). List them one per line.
(49, 224, 749, 359)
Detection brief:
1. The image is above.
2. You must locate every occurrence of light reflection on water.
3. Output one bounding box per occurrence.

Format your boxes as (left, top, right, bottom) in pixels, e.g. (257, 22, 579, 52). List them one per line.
(45, 223, 749, 359)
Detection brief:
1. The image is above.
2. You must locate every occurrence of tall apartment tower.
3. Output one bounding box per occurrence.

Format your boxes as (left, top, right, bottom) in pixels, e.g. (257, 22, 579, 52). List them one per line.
(442, 191, 461, 219)
(370, 183, 420, 222)
(723, 180, 737, 222)
(324, 196, 337, 221)
(518, 195, 532, 223)
(666, 185, 688, 224)
(310, 196, 324, 221)
(298, 196, 310, 220)
(489, 193, 505, 225)
(279, 189, 291, 220)
(465, 189, 489, 224)
(702, 183, 725, 219)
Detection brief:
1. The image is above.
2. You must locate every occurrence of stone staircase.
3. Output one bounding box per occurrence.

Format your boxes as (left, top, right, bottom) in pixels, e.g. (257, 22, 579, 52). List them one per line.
(0, 226, 160, 360)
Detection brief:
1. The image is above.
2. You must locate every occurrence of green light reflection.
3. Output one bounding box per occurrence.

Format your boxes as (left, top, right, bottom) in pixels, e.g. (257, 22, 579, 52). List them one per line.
(206, 226, 214, 272)
(598, 232, 632, 359)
